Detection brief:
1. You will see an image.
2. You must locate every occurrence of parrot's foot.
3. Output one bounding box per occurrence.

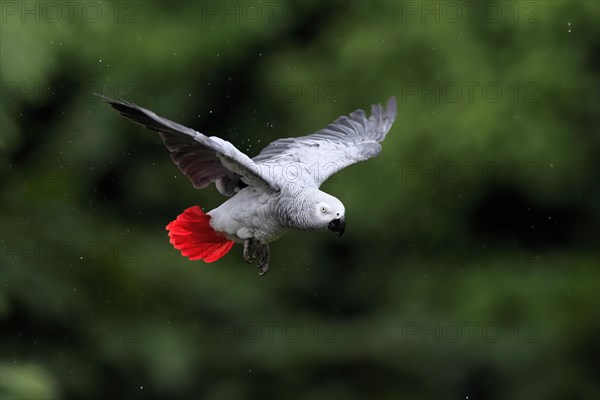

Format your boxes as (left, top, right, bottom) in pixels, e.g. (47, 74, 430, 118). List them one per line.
(243, 239, 270, 276)
(243, 239, 261, 264)
(243, 239, 255, 263)
(257, 243, 270, 276)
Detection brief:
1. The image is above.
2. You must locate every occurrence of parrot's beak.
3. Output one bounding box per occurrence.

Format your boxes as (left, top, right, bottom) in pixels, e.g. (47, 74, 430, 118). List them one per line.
(328, 217, 346, 238)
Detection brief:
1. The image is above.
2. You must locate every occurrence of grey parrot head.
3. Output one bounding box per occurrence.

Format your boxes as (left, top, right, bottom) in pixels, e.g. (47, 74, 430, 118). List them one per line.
(309, 190, 346, 237)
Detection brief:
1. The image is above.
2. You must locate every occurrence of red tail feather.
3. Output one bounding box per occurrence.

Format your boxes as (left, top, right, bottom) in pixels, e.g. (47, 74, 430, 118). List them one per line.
(166, 206, 234, 263)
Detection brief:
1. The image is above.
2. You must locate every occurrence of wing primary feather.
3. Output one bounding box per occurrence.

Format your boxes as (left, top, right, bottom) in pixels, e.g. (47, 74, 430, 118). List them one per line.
(252, 96, 397, 187)
(98, 94, 277, 195)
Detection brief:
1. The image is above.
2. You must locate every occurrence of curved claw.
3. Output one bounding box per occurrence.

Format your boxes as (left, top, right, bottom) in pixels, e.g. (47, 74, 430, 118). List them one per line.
(257, 243, 270, 276)
(243, 240, 252, 262)
(243, 239, 261, 264)
(244, 239, 270, 276)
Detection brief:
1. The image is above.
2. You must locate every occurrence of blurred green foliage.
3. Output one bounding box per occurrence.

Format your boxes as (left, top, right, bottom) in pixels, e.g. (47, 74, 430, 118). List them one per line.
(1, 1, 598, 399)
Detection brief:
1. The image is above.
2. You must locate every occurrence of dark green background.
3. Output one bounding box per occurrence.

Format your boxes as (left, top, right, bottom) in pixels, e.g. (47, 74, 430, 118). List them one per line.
(1, 1, 598, 399)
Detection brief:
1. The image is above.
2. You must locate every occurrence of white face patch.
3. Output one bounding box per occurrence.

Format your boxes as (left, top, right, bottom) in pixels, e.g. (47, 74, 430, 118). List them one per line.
(313, 196, 345, 228)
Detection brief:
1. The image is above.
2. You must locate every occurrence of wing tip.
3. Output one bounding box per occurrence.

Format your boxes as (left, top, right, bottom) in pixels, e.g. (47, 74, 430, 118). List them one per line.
(96, 93, 143, 117)
(367, 96, 397, 141)
(385, 96, 397, 121)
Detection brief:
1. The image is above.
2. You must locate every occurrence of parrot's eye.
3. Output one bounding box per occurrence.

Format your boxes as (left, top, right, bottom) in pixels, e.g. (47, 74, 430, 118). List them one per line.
(320, 206, 326, 213)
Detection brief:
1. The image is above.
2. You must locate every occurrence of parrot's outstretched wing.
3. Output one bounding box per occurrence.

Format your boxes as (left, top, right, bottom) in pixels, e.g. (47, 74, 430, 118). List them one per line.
(253, 96, 397, 188)
(100, 96, 277, 195)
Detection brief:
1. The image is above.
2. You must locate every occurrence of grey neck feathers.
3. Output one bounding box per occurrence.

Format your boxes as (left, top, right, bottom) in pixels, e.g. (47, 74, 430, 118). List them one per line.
(275, 186, 320, 230)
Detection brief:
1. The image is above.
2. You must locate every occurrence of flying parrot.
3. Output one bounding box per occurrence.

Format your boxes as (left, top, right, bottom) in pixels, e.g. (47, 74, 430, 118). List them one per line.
(101, 95, 397, 275)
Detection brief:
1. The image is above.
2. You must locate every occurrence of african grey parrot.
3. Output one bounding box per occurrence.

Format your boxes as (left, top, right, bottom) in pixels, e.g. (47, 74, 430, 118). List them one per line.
(101, 95, 397, 275)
